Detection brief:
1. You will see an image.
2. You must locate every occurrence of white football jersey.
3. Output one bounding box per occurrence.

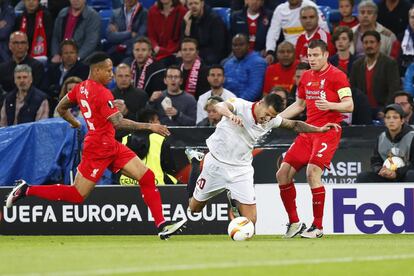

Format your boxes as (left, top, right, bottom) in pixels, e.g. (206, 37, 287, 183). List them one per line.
(206, 98, 282, 166)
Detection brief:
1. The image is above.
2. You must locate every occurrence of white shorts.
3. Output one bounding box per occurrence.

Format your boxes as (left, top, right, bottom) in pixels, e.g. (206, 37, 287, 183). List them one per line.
(193, 153, 255, 204)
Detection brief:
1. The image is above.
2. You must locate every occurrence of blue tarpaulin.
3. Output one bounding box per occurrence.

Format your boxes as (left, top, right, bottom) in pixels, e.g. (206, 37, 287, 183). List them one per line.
(0, 118, 112, 186)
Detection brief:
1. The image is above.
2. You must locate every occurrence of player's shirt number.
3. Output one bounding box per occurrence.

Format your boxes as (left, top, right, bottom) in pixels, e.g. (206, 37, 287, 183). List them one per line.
(80, 99, 96, 130)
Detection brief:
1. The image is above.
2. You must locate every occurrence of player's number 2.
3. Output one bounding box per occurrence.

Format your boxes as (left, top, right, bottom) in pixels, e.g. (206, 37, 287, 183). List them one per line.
(316, 142, 328, 157)
(80, 99, 96, 130)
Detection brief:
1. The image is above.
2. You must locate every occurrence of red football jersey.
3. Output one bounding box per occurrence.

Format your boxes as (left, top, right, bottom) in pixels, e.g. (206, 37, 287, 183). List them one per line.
(298, 64, 350, 126)
(295, 27, 336, 62)
(67, 79, 119, 146)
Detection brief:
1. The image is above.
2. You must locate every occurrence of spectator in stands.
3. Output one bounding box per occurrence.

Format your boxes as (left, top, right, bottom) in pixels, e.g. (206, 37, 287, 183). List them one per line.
(291, 61, 309, 96)
(296, 6, 335, 63)
(393, 91, 414, 125)
(0, 31, 44, 93)
(147, 0, 186, 64)
(118, 108, 178, 185)
(112, 63, 148, 122)
(125, 37, 166, 97)
(46, 39, 88, 114)
(0, 64, 48, 126)
(263, 41, 298, 94)
(197, 95, 223, 126)
(231, 0, 272, 54)
(352, 0, 399, 59)
(182, 0, 228, 65)
(112, 63, 148, 140)
(53, 76, 81, 118)
(196, 64, 235, 124)
(356, 104, 414, 182)
(350, 30, 400, 121)
(0, 0, 15, 63)
(106, 0, 148, 65)
(265, 0, 328, 64)
(400, 7, 414, 74)
(348, 86, 372, 125)
(223, 33, 267, 101)
(329, 26, 357, 76)
(377, 0, 410, 40)
(14, 0, 53, 61)
(50, 0, 101, 63)
(337, 0, 358, 29)
(148, 65, 197, 126)
(177, 38, 209, 100)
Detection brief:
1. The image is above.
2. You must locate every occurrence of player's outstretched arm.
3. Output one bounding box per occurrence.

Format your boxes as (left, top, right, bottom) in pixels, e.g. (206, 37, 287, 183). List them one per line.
(108, 112, 170, 136)
(56, 95, 81, 128)
(280, 118, 340, 133)
(278, 98, 306, 119)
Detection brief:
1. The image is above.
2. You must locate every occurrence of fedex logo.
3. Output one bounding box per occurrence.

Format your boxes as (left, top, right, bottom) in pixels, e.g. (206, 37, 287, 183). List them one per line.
(333, 188, 414, 234)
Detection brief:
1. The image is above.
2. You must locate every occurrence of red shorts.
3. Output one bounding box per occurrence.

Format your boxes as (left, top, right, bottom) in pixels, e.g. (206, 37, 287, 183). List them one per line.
(77, 140, 136, 182)
(283, 128, 342, 171)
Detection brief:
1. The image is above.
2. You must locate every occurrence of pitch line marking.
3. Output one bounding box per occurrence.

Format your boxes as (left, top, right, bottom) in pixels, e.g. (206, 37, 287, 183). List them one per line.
(3, 254, 414, 276)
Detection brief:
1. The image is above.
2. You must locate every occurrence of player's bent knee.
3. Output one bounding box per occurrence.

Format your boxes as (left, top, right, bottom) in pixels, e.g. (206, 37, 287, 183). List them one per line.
(276, 167, 290, 183)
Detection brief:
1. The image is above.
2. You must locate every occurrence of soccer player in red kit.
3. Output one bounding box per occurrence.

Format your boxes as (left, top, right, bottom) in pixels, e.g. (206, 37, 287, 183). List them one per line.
(276, 40, 354, 238)
(5, 52, 187, 239)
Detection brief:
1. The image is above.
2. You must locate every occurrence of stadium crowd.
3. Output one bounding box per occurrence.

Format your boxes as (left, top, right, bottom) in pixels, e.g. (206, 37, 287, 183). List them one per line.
(1, 0, 414, 183)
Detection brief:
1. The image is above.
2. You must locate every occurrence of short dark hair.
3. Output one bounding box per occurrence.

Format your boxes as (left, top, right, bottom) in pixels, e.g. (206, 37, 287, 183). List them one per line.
(84, 51, 110, 66)
(308, 39, 328, 52)
(393, 91, 414, 105)
(296, 62, 310, 71)
(208, 64, 224, 75)
(332, 26, 353, 43)
(138, 108, 159, 123)
(361, 30, 381, 42)
(165, 65, 183, 78)
(339, 0, 354, 7)
(134, 36, 153, 49)
(60, 39, 78, 53)
(181, 37, 199, 50)
(263, 93, 284, 113)
(233, 33, 249, 44)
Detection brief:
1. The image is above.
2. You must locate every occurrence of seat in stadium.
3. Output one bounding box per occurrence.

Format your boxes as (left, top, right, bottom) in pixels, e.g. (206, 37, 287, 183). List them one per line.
(88, 0, 112, 11)
(212, 7, 231, 30)
(141, 0, 156, 9)
(316, 0, 338, 9)
(99, 9, 113, 40)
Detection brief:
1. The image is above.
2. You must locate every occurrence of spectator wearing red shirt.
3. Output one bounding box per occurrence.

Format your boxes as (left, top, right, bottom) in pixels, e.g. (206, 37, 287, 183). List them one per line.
(329, 26, 357, 76)
(336, 0, 359, 29)
(295, 6, 335, 63)
(147, 0, 187, 63)
(263, 41, 298, 94)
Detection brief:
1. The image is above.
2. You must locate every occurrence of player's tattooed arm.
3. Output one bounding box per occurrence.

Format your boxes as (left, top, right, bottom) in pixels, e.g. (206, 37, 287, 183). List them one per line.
(57, 96, 81, 128)
(280, 118, 339, 133)
(109, 112, 170, 136)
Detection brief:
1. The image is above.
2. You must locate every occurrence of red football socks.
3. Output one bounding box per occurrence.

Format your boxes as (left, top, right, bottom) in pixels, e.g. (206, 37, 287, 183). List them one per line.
(311, 186, 326, 229)
(279, 182, 299, 224)
(26, 184, 84, 204)
(139, 169, 165, 227)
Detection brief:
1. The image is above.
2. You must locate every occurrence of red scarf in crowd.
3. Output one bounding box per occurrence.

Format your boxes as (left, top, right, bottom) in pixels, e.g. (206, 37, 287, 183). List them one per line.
(20, 10, 47, 57)
(181, 58, 201, 96)
(127, 3, 141, 31)
(132, 57, 153, 89)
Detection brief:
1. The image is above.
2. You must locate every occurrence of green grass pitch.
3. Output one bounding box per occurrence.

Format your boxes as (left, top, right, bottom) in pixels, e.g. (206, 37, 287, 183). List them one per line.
(0, 235, 413, 276)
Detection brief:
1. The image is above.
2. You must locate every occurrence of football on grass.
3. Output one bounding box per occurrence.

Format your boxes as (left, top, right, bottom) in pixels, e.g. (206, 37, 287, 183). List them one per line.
(227, 216, 255, 241)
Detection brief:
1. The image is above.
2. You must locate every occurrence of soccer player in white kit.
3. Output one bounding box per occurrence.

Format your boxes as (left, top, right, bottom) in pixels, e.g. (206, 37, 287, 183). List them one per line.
(188, 94, 339, 225)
